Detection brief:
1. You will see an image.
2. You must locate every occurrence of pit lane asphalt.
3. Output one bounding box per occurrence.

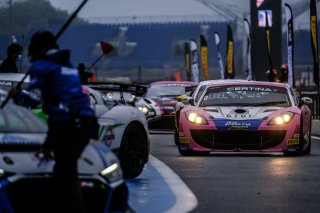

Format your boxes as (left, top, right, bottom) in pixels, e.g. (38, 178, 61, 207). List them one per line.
(128, 134, 320, 213)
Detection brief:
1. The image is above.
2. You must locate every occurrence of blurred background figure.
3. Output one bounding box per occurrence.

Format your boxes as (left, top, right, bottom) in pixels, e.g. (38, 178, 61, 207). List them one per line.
(265, 68, 280, 83)
(0, 43, 23, 73)
(280, 64, 288, 83)
(77, 62, 94, 84)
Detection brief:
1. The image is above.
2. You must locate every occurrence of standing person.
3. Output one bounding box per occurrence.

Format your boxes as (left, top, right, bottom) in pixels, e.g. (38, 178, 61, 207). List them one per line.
(0, 43, 23, 73)
(77, 62, 93, 84)
(9, 31, 98, 213)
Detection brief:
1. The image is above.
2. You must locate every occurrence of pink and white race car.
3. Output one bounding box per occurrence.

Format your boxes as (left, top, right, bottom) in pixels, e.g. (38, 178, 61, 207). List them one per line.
(176, 80, 313, 156)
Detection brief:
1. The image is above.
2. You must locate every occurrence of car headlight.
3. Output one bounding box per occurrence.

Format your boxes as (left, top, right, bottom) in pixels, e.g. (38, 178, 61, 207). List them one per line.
(100, 162, 123, 182)
(268, 112, 294, 125)
(0, 168, 4, 178)
(186, 111, 208, 125)
(138, 105, 149, 114)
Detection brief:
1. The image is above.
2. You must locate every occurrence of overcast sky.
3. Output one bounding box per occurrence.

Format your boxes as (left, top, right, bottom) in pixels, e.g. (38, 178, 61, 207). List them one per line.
(46, 0, 310, 28)
(46, 0, 250, 23)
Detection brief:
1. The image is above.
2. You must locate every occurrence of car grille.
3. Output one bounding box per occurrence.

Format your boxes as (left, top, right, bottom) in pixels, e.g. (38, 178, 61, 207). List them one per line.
(190, 129, 286, 150)
(148, 115, 175, 131)
(5, 177, 128, 213)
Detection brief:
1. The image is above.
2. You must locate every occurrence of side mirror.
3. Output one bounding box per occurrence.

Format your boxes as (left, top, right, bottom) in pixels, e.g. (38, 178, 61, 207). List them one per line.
(298, 97, 313, 108)
(189, 99, 195, 106)
(301, 97, 313, 104)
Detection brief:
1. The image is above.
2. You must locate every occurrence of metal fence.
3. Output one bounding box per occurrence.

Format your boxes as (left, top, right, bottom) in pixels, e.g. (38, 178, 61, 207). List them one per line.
(298, 87, 320, 119)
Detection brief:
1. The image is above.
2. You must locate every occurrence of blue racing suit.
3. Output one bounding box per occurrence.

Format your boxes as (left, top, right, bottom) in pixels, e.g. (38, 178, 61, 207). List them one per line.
(14, 49, 97, 213)
(15, 49, 94, 121)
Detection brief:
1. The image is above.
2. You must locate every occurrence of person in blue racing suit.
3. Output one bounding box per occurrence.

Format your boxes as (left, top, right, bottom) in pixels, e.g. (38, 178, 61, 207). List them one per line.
(9, 31, 98, 213)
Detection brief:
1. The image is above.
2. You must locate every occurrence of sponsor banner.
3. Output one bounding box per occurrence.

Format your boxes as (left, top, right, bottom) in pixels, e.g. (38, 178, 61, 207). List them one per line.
(244, 18, 253, 81)
(285, 3, 294, 87)
(264, 10, 275, 82)
(200, 34, 209, 80)
(225, 25, 235, 79)
(184, 42, 191, 81)
(214, 32, 225, 79)
(310, 0, 319, 87)
(190, 39, 200, 83)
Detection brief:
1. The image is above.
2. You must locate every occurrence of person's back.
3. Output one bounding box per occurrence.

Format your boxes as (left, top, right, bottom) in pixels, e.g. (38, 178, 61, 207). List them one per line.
(30, 51, 94, 121)
(11, 31, 97, 213)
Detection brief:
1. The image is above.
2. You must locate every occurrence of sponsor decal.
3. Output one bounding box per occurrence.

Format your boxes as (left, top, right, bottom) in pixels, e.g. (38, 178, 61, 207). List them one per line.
(287, 138, 299, 145)
(294, 134, 300, 139)
(226, 114, 252, 118)
(179, 132, 185, 137)
(99, 123, 124, 147)
(0, 135, 40, 144)
(227, 86, 272, 92)
(179, 137, 189, 144)
(214, 119, 262, 131)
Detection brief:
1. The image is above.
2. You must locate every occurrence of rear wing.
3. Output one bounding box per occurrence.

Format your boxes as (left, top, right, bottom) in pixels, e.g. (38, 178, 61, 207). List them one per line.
(85, 82, 147, 97)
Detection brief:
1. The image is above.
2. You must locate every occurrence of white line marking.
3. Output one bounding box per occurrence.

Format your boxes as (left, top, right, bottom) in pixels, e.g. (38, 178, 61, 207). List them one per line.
(311, 136, 320, 140)
(149, 155, 198, 213)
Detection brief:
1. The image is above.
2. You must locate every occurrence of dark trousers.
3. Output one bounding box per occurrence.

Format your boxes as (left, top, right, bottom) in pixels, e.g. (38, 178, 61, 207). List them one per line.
(49, 117, 96, 213)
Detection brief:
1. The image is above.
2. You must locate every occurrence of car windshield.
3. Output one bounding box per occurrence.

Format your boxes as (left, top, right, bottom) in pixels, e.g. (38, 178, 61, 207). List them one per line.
(199, 85, 291, 107)
(194, 85, 207, 102)
(146, 84, 191, 97)
(101, 91, 134, 102)
(0, 103, 47, 133)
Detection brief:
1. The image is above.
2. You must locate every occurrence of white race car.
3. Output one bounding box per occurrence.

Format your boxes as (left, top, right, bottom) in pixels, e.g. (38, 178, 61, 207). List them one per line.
(83, 83, 150, 179)
(0, 93, 129, 212)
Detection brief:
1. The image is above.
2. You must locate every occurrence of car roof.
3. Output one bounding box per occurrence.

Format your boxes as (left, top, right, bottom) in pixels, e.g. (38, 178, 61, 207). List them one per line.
(205, 79, 290, 89)
(150, 81, 197, 85)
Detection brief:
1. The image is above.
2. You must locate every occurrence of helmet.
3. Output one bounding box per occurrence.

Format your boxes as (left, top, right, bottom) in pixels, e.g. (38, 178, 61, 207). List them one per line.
(280, 64, 288, 74)
(280, 64, 288, 83)
(28, 31, 58, 62)
(266, 68, 279, 82)
(7, 43, 23, 57)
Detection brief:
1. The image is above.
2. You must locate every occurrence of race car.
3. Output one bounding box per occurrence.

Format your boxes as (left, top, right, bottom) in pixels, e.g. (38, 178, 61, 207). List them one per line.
(86, 81, 161, 120)
(83, 83, 150, 179)
(0, 97, 129, 213)
(144, 81, 197, 133)
(176, 80, 312, 156)
(0, 74, 150, 179)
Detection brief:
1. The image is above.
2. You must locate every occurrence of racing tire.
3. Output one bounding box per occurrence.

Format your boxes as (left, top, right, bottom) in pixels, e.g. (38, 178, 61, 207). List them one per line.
(299, 116, 312, 155)
(178, 148, 193, 156)
(119, 122, 149, 179)
(174, 130, 180, 146)
(302, 119, 312, 155)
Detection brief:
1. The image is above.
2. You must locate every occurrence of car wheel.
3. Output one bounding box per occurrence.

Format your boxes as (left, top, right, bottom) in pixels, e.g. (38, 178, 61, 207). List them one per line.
(299, 116, 312, 155)
(302, 119, 312, 155)
(174, 130, 180, 146)
(178, 147, 192, 156)
(119, 122, 149, 179)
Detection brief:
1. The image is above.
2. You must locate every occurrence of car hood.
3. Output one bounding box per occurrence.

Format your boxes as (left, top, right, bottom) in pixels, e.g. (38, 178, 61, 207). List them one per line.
(204, 106, 283, 120)
(0, 133, 119, 175)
